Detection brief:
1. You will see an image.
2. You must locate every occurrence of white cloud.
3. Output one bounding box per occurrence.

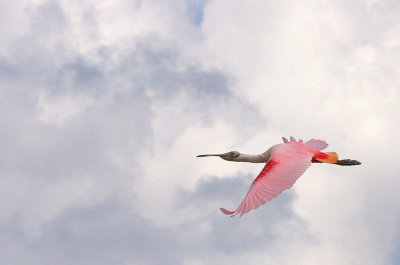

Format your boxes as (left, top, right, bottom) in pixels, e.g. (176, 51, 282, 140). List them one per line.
(1, 0, 400, 264)
(37, 93, 95, 125)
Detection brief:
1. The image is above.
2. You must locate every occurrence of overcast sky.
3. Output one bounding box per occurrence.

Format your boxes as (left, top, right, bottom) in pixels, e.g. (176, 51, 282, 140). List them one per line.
(1, 0, 400, 264)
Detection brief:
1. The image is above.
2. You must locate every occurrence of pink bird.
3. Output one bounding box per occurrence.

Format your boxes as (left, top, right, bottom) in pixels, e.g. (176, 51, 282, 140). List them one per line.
(197, 137, 361, 217)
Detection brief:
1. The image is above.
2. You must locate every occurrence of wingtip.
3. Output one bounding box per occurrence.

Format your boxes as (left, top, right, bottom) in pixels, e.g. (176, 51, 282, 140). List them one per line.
(220, 208, 235, 216)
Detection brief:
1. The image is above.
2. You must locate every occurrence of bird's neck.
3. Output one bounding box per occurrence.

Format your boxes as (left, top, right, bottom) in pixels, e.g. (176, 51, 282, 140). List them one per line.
(237, 153, 269, 163)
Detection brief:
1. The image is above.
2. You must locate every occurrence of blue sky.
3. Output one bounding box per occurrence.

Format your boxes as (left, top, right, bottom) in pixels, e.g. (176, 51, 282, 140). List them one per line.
(1, 1, 400, 264)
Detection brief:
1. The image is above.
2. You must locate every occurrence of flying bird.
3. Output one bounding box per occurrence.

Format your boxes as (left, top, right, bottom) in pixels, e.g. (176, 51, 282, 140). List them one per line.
(197, 137, 361, 217)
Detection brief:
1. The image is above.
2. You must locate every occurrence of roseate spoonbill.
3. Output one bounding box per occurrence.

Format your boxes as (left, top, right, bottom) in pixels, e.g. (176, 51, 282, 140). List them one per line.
(197, 137, 361, 217)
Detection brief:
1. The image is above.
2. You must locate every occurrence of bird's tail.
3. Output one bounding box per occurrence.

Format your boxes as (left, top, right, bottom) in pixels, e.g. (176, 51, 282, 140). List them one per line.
(335, 159, 362, 166)
(316, 152, 338, 164)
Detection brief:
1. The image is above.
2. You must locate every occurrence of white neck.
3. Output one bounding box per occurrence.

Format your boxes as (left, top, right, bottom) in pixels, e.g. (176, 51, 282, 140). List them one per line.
(236, 153, 269, 163)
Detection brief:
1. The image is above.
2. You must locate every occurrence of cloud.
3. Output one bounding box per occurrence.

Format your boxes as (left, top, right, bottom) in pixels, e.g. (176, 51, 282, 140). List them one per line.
(2, 0, 400, 265)
(0, 1, 267, 264)
(2, 173, 306, 265)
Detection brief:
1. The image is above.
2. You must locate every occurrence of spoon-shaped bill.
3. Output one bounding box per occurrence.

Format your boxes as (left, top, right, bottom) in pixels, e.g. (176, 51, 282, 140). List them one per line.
(197, 154, 221, 157)
(196, 152, 230, 158)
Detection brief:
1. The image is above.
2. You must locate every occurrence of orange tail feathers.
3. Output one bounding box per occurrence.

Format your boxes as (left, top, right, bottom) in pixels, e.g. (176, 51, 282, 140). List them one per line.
(316, 152, 338, 164)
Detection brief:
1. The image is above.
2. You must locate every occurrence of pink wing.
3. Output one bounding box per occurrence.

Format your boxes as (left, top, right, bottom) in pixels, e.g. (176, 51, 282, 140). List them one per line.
(304, 138, 328, 150)
(220, 148, 313, 217)
(282, 136, 328, 150)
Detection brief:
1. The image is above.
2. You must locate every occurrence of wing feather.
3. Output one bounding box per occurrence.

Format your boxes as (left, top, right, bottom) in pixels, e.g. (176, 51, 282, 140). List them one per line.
(221, 147, 313, 217)
(281, 136, 328, 150)
(304, 138, 328, 150)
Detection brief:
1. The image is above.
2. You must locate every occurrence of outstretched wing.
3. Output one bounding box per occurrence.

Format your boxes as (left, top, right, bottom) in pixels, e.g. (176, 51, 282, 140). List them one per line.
(282, 136, 328, 150)
(220, 147, 313, 217)
(304, 138, 328, 150)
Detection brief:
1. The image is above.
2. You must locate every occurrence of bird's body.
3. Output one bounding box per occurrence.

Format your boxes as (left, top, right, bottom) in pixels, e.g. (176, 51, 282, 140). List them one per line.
(197, 137, 361, 217)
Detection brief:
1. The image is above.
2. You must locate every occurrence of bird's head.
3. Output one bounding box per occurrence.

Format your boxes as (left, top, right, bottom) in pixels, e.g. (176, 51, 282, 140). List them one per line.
(197, 151, 240, 161)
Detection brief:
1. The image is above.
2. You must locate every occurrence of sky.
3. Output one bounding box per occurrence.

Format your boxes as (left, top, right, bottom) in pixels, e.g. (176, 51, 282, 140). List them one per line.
(1, 0, 400, 264)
